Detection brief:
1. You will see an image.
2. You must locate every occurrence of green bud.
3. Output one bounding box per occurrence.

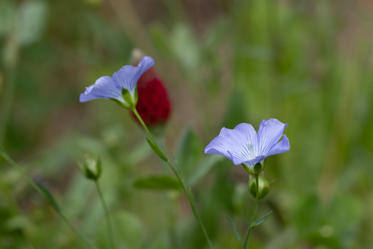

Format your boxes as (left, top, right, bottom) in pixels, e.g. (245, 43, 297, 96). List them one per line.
(249, 175, 270, 199)
(253, 163, 262, 175)
(79, 156, 102, 181)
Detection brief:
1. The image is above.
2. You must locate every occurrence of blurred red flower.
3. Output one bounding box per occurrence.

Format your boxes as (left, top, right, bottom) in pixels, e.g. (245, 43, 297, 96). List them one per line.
(132, 67, 171, 126)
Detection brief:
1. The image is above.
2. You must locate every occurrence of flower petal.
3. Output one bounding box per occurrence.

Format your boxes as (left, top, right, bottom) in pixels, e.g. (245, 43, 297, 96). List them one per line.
(231, 123, 259, 155)
(204, 135, 234, 160)
(112, 56, 154, 94)
(79, 76, 123, 103)
(265, 135, 290, 157)
(204, 123, 259, 165)
(258, 119, 287, 154)
(243, 155, 266, 168)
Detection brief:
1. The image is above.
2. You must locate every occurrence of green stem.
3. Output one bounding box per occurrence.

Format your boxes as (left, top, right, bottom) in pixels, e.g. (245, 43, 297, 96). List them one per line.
(0, 147, 95, 249)
(243, 174, 260, 249)
(168, 192, 179, 248)
(0, 36, 19, 144)
(132, 108, 214, 249)
(95, 180, 115, 249)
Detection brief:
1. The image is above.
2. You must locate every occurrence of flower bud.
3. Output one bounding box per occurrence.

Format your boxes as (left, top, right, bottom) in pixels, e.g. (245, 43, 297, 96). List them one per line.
(79, 156, 102, 181)
(249, 175, 270, 199)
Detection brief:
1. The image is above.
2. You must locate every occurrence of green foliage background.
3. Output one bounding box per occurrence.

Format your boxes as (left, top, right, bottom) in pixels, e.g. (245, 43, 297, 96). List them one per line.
(1, 0, 373, 248)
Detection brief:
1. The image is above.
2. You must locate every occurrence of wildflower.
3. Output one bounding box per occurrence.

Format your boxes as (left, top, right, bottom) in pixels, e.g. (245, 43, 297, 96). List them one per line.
(130, 50, 171, 126)
(132, 69, 171, 127)
(79, 56, 154, 108)
(204, 119, 290, 172)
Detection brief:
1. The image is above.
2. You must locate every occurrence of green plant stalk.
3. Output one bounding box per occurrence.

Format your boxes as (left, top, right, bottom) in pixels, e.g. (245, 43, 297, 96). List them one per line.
(243, 174, 259, 249)
(0, 36, 19, 144)
(132, 108, 214, 249)
(95, 180, 115, 249)
(168, 192, 179, 248)
(0, 148, 95, 249)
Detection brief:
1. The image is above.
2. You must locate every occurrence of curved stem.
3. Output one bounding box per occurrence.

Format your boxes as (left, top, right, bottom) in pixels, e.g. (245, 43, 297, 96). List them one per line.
(132, 108, 214, 249)
(95, 181, 115, 249)
(0, 148, 95, 249)
(243, 174, 259, 249)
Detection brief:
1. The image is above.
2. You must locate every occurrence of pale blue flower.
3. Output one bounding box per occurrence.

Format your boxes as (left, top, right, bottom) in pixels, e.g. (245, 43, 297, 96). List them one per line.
(204, 119, 290, 169)
(79, 56, 154, 106)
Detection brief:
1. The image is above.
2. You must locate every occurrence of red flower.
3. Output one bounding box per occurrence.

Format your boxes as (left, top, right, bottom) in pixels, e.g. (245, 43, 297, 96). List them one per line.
(132, 68, 171, 126)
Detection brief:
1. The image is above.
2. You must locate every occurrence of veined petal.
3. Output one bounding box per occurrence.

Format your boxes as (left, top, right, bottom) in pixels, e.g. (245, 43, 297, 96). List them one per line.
(204, 123, 259, 165)
(258, 119, 287, 155)
(204, 119, 289, 168)
(266, 135, 290, 157)
(228, 153, 265, 166)
(204, 135, 234, 160)
(243, 155, 266, 168)
(79, 76, 123, 103)
(112, 56, 154, 94)
(232, 123, 259, 155)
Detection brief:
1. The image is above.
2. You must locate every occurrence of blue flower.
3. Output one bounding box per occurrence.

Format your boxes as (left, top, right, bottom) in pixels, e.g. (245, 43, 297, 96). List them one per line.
(79, 56, 154, 107)
(204, 119, 290, 169)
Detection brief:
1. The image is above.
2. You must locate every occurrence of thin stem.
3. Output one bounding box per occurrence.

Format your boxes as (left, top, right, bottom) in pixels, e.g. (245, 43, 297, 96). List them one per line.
(132, 108, 214, 249)
(0, 36, 19, 144)
(132, 108, 156, 145)
(95, 180, 115, 249)
(0, 148, 95, 249)
(243, 174, 260, 249)
(168, 192, 179, 248)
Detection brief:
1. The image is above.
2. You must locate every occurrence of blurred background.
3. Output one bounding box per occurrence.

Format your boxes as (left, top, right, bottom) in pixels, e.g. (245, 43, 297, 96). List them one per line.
(1, 0, 373, 248)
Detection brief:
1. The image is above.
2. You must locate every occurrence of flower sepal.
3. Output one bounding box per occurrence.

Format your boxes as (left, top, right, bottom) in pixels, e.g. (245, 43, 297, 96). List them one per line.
(122, 88, 138, 109)
(249, 175, 270, 199)
(109, 89, 138, 109)
(242, 162, 263, 175)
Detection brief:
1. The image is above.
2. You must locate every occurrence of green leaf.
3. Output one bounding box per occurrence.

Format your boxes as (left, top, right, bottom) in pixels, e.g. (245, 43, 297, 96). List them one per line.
(0, 145, 5, 154)
(175, 128, 202, 177)
(0, 1, 15, 38)
(149, 24, 172, 55)
(251, 211, 272, 228)
(188, 155, 222, 187)
(134, 175, 180, 190)
(175, 128, 221, 186)
(15, 1, 48, 45)
(146, 137, 168, 162)
(226, 215, 243, 246)
(97, 211, 144, 249)
(170, 23, 200, 73)
(222, 89, 247, 128)
(35, 182, 61, 213)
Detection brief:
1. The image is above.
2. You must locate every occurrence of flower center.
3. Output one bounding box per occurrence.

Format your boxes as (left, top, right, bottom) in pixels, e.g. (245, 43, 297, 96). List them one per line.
(246, 143, 256, 159)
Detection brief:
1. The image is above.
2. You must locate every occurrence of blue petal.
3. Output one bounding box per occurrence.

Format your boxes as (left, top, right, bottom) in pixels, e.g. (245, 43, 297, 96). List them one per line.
(112, 56, 154, 94)
(79, 76, 123, 103)
(257, 119, 287, 155)
(243, 155, 266, 168)
(204, 123, 259, 165)
(265, 135, 290, 157)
